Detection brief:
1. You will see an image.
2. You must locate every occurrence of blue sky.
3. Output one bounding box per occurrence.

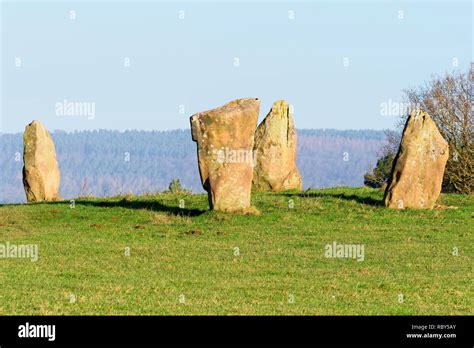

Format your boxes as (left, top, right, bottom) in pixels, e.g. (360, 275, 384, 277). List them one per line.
(1, 0, 472, 133)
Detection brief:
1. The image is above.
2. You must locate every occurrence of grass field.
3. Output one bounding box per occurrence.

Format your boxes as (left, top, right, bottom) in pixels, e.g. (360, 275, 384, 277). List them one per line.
(0, 187, 472, 315)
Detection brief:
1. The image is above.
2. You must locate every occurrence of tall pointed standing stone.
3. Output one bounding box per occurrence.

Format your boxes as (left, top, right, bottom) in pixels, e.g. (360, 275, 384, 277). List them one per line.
(22, 120, 61, 202)
(190, 98, 260, 212)
(384, 110, 449, 209)
(252, 100, 302, 192)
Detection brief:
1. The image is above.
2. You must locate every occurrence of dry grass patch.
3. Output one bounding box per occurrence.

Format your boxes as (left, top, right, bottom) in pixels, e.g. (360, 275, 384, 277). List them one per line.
(150, 212, 191, 225)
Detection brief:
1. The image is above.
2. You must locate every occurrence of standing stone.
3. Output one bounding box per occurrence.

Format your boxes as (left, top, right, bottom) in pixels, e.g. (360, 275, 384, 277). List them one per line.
(252, 100, 302, 192)
(190, 98, 259, 212)
(384, 110, 448, 209)
(22, 120, 61, 202)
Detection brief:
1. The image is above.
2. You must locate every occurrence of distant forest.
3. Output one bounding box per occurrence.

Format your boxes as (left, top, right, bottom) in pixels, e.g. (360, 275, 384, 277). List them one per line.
(0, 129, 386, 203)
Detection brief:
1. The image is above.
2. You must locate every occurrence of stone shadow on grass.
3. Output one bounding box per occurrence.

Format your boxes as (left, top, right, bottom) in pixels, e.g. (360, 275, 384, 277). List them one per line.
(75, 198, 206, 216)
(280, 190, 383, 207)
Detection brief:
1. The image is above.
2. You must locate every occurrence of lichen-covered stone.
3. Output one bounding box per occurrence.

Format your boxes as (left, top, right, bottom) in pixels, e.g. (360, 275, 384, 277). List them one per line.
(384, 110, 449, 209)
(252, 100, 302, 192)
(190, 98, 259, 212)
(22, 120, 61, 202)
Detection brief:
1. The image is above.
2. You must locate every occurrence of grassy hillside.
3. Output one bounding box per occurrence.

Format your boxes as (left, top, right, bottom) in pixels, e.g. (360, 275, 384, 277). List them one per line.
(0, 187, 471, 315)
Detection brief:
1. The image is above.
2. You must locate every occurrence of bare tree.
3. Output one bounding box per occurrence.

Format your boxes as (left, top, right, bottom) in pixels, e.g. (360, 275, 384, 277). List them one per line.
(389, 69, 473, 194)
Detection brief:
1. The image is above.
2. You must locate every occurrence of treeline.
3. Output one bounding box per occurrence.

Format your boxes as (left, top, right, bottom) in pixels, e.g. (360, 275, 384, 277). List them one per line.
(0, 129, 385, 203)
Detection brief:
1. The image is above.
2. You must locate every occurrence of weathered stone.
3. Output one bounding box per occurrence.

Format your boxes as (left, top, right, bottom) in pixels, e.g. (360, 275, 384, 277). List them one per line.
(190, 98, 260, 212)
(252, 100, 302, 192)
(22, 120, 61, 202)
(384, 110, 449, 209)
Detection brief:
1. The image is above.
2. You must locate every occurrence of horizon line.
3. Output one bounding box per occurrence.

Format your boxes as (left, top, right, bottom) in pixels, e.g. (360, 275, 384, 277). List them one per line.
(0, 127, 392, 136)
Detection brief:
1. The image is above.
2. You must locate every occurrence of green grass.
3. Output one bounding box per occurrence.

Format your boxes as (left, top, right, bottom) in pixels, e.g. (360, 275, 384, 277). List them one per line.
(0, 187, 472, 315)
